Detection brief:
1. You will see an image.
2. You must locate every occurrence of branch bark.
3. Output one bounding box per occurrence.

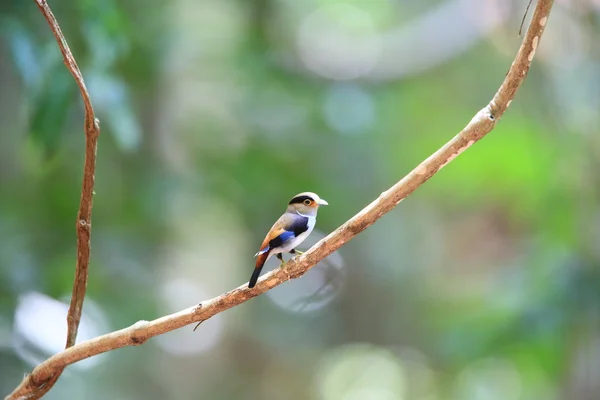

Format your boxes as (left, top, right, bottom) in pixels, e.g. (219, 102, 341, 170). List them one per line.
(6, 0, 552, 398)
(9, 0, 101, 399)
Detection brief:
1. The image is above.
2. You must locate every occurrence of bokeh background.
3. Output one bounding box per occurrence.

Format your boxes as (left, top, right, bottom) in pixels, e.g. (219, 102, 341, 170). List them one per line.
(1, 0, 600, 399)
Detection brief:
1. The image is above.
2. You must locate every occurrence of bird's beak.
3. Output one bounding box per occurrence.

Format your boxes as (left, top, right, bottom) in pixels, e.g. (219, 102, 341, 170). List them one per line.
(318, 199, 329, 206)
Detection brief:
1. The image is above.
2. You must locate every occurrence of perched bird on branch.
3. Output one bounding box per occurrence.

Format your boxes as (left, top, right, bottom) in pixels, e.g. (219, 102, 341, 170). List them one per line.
(248, 192, 328, 288)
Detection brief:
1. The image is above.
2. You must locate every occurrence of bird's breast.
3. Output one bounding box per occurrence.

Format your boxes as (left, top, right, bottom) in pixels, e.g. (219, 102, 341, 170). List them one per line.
(306, 215, 316, 231)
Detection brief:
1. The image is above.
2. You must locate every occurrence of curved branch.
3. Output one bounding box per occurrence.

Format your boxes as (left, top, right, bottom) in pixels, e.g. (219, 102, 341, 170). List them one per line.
(34, 0, 100, 348)
(10, 1, 102, 399)
(6, 0, 552, 399)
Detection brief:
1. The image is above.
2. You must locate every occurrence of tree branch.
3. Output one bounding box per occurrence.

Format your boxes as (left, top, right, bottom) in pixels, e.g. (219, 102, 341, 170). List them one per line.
(33, 0, 100, 351)
(6, 0, 552, 398)
(9, 1, 101, 399)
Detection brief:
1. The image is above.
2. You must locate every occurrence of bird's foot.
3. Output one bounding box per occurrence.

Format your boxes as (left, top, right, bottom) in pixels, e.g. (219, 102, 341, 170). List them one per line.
(293, 250, 304, 255)
(279, 259, 292, 280)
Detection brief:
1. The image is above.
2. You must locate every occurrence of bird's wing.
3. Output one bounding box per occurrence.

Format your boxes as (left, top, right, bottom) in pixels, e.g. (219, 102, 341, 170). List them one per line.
(255, 213, 309, 256)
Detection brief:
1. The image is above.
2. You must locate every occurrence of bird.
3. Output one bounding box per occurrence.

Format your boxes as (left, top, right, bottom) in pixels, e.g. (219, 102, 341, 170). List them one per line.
(248, 192, 328, 288)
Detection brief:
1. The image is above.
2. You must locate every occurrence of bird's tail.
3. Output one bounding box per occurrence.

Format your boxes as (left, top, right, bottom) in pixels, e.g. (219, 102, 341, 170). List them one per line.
(249, 251, 269, 288)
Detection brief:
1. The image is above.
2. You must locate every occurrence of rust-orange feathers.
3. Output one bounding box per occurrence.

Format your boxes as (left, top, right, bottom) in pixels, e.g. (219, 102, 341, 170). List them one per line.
(254, 222, 287, 269)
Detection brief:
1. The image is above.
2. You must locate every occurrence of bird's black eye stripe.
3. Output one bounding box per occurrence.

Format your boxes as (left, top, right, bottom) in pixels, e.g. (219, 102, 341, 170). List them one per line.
(289, 195, 313, 205)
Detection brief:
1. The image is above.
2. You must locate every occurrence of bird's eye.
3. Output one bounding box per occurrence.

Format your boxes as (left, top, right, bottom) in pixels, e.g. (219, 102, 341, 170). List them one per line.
(303, 199, 312, 205)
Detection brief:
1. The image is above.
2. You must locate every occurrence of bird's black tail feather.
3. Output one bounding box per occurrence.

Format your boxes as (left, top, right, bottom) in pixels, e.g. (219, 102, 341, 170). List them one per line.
(248, 266, 263, 288)
(249, 250, 269, 288)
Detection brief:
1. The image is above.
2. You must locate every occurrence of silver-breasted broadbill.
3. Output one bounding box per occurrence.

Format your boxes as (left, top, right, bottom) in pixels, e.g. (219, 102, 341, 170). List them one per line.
(248, 192, 328, 288)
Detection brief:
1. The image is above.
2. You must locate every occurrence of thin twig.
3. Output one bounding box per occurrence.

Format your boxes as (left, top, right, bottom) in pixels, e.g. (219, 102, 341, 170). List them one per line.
(34, 0, 100, 348)
(519, 0, 534, 36)
(6, 0, 552, 399)
(9, 1, 101, 399)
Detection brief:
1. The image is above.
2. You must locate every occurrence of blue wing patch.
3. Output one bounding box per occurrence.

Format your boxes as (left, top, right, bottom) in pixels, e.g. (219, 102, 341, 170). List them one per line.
(254, 231, 296, 257)
(269, 230, 296, 249)
(278, 231, 295, 242)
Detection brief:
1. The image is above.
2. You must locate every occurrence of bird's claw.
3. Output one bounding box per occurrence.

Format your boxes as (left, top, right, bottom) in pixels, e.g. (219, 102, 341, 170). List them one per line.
(279, 260, 291, 280)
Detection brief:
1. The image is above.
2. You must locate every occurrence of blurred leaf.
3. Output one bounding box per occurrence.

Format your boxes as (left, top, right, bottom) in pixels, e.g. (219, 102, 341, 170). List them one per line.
(81, 0, 131, 68)
(87, 73, 141, 151)
(29, 66, 76, 155)
(3, 18, 41, 91)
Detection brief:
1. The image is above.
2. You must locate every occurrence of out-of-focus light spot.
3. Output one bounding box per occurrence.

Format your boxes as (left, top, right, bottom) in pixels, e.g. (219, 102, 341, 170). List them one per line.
(323, 84, 375, 135)
(464, 0, 509, 31)
(155, 279, 224, 355)
(158, 0, 247, 171)
(393, 347, 439, 399)
(265, 230, 345, 313)
(245, 86, 309, 137)
(288, 0, 511, 80)
(83, 23, 124, 70)
(538, 9, 588, 69)
(162, 193, 248, 290)
(0, 224, 37, 293)
(314, 343, 406, 400)
(453, 358, 522, 400)
(537, 8, 599, 136)
(297, 3, 382, 80)
(369, 0, 509, 80)
(12, 292, 108, 369)
(5, 21, 40, 90)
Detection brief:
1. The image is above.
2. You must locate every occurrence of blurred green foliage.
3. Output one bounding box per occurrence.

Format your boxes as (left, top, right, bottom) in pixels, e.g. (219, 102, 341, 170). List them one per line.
(1, 0, 600, 399)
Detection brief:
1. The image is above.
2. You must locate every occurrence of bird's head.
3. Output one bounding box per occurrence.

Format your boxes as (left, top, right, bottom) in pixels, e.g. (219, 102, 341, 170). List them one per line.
(286, 192, 328, 217)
